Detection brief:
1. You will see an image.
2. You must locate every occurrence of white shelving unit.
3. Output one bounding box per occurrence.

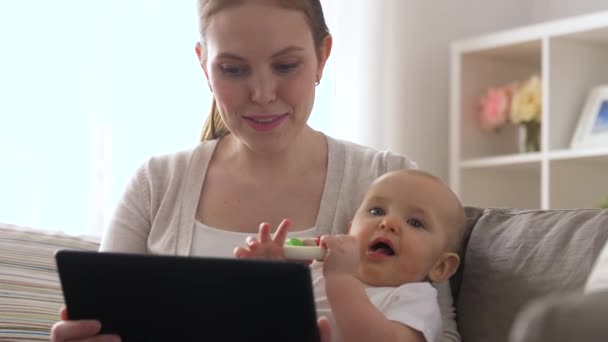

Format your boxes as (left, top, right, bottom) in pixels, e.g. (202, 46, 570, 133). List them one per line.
(450, 11, 608, 209)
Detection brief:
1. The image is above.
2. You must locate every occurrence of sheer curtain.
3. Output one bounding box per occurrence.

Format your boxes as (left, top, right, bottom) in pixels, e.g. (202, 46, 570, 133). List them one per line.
(0, 0, 337, 236)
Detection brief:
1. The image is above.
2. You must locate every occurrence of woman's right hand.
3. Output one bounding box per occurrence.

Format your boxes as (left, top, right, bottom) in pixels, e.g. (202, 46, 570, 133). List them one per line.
(233, 218, 291, 260)
(318, 316, 332, 342)
(50, 306, 121, 342)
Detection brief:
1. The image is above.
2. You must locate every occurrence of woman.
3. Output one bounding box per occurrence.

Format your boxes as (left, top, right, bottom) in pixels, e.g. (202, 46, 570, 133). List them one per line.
(51, 0, 459, 341)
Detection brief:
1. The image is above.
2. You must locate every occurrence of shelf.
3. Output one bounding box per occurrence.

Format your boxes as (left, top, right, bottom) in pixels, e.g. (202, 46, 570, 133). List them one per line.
(462, 40, 541, 66)
(553, 22, 608, 46)
(550, 157, 608, 209)
(458, 45, 541, 160)
(459, 166, 541, 209)
(548, 32, 608, 150)
(458, 147, 608, 167)
(453, 11, 608, 53)
(460, 153, 542, 169)
(451, 11, 608, 210)
(549, 147, 608, 161)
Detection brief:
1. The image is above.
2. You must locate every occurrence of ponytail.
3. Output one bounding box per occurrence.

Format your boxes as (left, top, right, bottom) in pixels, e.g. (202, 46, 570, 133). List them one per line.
(200, 98, 230, 141)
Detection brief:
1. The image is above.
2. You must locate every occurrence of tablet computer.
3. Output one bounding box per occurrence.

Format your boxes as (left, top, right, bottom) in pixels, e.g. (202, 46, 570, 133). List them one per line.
(56, 250, 320, 342)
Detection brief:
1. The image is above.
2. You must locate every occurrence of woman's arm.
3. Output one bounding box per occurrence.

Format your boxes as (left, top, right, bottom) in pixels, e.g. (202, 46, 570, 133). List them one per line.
(100, 165, 152, 253)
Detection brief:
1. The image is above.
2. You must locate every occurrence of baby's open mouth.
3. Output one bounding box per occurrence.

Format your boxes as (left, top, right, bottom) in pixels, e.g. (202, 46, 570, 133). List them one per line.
(368, 240, 395, 256)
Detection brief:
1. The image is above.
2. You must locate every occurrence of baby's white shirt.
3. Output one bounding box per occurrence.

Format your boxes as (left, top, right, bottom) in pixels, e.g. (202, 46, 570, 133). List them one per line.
(311, 262, 441, 342)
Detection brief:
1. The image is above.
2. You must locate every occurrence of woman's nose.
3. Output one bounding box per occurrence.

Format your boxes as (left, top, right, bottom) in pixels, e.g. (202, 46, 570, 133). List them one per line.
(249, 74, 277, 104)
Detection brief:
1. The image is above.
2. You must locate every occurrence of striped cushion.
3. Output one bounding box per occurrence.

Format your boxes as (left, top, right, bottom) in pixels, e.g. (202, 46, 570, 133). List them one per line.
(0, 223, 100, 341)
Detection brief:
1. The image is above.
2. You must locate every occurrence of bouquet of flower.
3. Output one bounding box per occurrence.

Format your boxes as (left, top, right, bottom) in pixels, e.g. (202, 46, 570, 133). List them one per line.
(477, 75, 543, 152)
(511, 75, 542, 152)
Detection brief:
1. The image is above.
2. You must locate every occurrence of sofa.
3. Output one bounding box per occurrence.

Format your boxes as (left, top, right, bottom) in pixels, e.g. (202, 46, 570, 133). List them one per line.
(1, 207, 607, 341)
(0, 223, 100, 341)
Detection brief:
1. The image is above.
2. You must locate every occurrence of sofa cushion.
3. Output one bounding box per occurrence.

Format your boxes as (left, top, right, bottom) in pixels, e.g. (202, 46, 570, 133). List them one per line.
(0, 223, 100, 341)
(585, 237, 608, 292)
(455, 208, 608, 342)
(509, 289, 608, 342)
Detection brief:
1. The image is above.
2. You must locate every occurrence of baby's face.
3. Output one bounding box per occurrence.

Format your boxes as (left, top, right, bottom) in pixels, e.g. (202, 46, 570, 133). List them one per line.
(349, 171, 461, 287)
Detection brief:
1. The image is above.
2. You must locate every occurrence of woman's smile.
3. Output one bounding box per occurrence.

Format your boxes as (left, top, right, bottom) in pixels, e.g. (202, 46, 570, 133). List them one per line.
(243, 113, 289, 132)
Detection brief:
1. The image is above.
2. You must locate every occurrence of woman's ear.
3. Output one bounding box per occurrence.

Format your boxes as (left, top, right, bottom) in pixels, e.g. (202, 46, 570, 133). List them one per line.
(427, 252, 460, 283)
(316, 34, 333, 82)
(195, 42, 210, 80)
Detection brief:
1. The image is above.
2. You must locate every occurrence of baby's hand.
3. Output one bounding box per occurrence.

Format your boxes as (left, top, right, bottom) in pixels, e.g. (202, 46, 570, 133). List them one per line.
(233, 219, 291, 260)
(320, 235, 359, 276)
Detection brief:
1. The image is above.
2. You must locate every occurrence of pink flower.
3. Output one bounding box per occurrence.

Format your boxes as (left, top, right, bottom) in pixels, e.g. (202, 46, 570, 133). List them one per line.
(478, 83, 518, 133)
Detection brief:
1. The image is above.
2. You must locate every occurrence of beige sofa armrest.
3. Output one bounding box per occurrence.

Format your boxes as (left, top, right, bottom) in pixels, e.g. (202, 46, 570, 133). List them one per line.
(0, 223, 100, 340)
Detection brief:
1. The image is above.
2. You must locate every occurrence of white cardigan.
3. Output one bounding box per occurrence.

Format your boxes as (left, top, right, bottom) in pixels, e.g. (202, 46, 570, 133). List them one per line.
(99, 134, 459, 341)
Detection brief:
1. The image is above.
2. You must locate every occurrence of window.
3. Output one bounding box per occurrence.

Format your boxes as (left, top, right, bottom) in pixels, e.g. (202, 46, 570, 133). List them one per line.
(0, 1, 336, 236)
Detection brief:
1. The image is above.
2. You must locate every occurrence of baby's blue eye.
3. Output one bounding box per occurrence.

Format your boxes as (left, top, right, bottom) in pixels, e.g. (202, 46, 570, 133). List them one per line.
(407, 218, 424, 229)
(370, 207, 385, 216)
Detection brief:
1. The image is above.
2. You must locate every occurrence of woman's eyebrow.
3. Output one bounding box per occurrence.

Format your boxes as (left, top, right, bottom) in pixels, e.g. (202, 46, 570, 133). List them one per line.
(216, 52, 245, 60)
(216, 46, 304, 61)
(271, 45, 305, 58)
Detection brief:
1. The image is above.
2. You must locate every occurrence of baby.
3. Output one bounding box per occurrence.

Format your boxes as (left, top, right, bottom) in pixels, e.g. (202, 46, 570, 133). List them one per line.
(235, 170, 466, 342)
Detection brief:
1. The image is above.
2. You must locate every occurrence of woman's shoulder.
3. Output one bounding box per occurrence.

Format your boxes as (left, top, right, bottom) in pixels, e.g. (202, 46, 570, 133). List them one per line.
(144, 140, 217, 175)
(327, 135, 418, 173)
(131, 140, 217, 190)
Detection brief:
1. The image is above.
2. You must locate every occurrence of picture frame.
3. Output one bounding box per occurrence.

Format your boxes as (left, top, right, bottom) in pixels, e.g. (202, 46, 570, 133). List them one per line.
(570, 85, 608, 149)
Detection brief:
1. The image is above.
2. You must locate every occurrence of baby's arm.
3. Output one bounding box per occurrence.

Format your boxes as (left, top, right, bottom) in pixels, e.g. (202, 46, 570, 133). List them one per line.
(322, 236, 426, 342)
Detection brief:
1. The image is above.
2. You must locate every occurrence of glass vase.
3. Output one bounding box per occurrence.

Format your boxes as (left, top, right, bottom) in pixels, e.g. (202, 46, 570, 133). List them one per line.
(519, 121, 541, 153)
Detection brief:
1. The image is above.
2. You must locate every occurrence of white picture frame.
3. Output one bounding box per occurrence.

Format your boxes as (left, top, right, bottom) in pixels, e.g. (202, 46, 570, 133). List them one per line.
(570, 85, 608, 149)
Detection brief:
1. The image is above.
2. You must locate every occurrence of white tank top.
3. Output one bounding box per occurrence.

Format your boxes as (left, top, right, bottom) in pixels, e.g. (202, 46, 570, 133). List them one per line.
(191, 220, 317, 258)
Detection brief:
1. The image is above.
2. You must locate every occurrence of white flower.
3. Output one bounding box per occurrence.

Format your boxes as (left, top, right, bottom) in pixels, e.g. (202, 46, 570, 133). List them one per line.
(510, 75, 542, 124)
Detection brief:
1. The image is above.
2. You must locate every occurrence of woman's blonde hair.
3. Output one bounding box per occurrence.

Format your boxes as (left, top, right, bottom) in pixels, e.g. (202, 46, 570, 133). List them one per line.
(197, 0, 330, 141)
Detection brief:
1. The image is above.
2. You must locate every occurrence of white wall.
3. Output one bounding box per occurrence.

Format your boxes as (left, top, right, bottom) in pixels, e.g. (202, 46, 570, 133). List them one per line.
(379, 1, 534, 180)
(327, 1, 608, 181)
(328, 0, 532, 179)
(532, 0, 608, 23)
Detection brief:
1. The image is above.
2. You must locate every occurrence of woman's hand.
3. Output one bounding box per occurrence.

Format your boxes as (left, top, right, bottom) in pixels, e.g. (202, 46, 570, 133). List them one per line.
(320, 235, 360, 277)
(233, 218, 291, 260)
(318, 316, 332, 342)
(50, 306, 120, 342)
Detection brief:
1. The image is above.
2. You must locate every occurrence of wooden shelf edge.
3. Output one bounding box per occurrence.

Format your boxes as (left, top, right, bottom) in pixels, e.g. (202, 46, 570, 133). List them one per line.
(459, 147, 608, 168)
(549, 147, 608, 161)
(452, 10, 608, 53)
(460, 153, 542, 168)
